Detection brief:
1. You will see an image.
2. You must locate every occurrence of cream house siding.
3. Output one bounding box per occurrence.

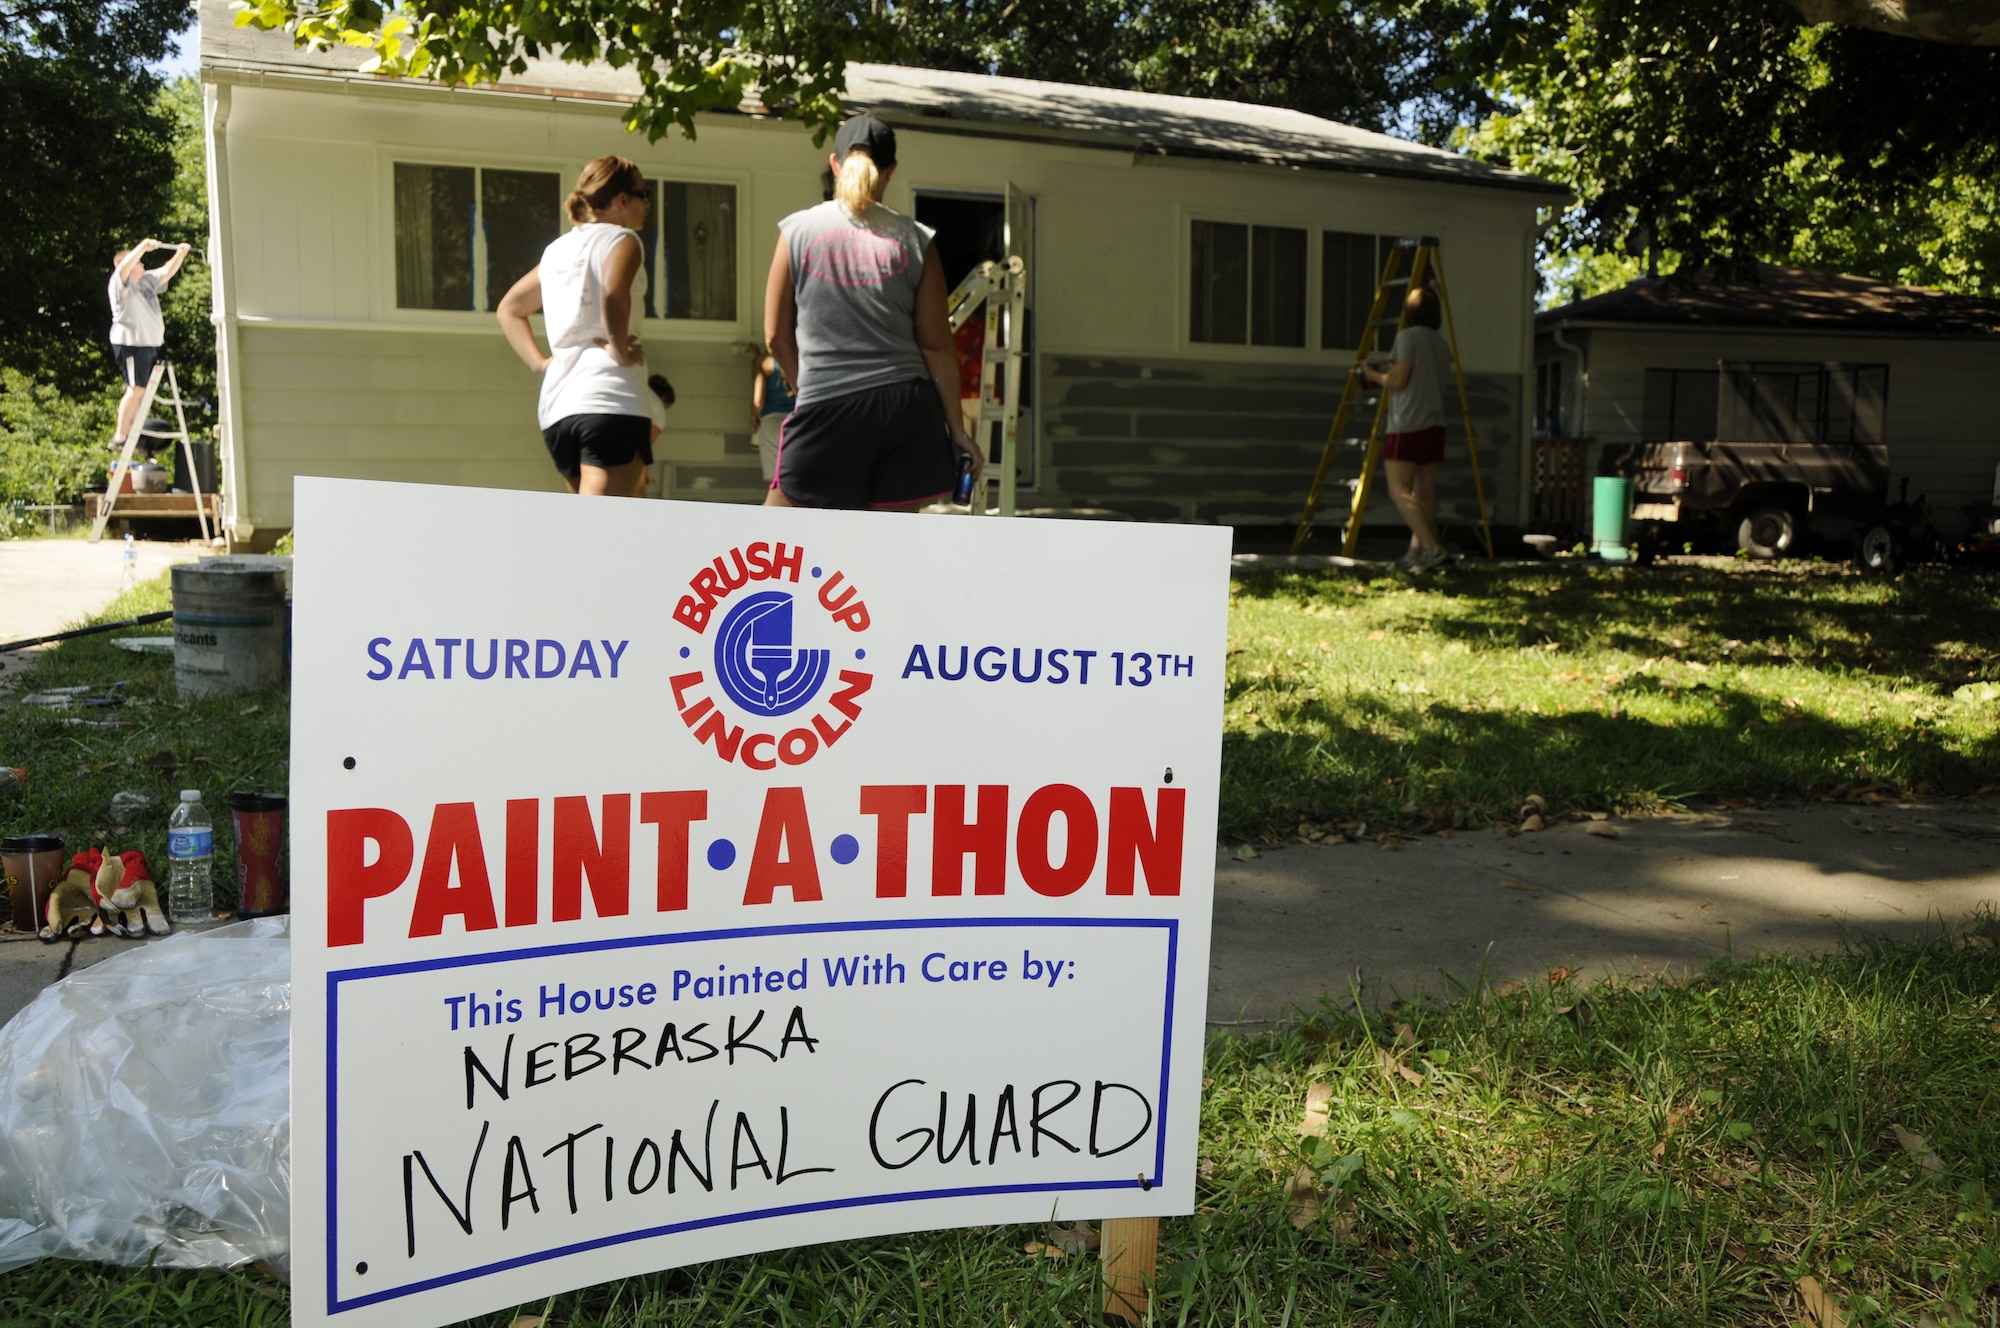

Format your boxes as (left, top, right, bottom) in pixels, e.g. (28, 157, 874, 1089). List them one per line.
(206, 14, 1550, 535)
(1563, 328, 2000, 513)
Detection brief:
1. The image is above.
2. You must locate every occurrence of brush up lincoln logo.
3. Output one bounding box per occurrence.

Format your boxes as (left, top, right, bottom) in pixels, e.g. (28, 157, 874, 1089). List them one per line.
(668, 541, 873, 769)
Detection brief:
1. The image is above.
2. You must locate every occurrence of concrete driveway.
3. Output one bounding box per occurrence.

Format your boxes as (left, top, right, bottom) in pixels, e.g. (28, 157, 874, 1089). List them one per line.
(0, 536, 201, 691)
(1208, 799, 2000, 1024)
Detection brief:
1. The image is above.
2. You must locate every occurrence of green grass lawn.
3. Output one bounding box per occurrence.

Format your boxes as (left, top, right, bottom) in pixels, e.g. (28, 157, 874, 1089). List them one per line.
(0, 932, 1992, 1326)
(1222, 559, 2000, 841)
(1, 564, 1996, 1326)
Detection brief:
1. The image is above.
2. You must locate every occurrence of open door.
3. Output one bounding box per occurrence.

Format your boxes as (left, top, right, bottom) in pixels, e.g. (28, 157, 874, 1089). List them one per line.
(1005, 183, 1036, 491)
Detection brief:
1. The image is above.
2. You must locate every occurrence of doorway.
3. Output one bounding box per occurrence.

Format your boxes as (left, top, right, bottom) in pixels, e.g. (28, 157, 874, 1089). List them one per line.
(914, 190, 1036, 491)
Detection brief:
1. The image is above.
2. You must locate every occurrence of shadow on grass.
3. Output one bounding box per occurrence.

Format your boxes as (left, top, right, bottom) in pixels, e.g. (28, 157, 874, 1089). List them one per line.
(1222, 564, 2000, 838)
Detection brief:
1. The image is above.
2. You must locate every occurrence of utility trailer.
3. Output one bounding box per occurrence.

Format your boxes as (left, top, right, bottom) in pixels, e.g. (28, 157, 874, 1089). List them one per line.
(1598, 359, 1920, 568)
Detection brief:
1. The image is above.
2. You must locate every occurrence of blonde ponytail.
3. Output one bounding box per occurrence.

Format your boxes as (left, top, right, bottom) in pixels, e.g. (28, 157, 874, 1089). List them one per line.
(833, 150, 881, 217)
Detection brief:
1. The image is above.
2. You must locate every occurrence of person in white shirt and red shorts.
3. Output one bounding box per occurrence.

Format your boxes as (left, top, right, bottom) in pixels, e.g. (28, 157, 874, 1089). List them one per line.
(1364, 286, 1454, 571)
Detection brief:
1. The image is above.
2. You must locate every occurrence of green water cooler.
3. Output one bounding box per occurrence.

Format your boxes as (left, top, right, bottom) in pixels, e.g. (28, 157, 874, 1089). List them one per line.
(1592, 476, 1632, 562)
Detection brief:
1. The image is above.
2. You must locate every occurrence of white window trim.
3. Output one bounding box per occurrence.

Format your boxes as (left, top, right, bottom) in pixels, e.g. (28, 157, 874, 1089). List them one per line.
(378, 149, 571, 324)
(627, 162, 755, 339)
(1175, 205, 1447, 362)
(377, 149, 754, 338)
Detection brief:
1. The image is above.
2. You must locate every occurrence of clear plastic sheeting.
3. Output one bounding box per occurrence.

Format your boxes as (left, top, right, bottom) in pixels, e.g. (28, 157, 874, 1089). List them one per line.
(0, 918, 291, 1277)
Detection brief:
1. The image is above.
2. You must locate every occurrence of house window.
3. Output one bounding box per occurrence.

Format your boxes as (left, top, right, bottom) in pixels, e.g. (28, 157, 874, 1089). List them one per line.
(636, 180, 737, 321)
(1190, 221, 1305, 347)
(1712, 362, 1889, 444)
(1320, 232, 1412, 350)
(393, 163, 561, 312)
(1642, 368, 1720, 443)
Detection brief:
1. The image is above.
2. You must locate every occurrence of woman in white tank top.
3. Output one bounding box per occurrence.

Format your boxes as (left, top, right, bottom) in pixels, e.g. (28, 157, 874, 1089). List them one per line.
(497, 155, 653, 497)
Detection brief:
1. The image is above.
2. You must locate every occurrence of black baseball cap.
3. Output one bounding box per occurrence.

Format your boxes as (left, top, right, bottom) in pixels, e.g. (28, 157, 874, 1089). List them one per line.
(833, 113, 897, 168)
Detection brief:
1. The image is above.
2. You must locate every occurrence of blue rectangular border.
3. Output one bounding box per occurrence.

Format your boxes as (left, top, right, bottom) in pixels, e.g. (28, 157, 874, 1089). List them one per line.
(325, 915, 1180, 1315)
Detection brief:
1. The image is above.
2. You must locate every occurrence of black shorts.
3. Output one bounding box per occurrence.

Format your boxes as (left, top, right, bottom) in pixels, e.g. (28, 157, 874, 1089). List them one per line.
(542, 413, 648, 480)
(109, 344, 158, 388)
(773, 379, 956, 510)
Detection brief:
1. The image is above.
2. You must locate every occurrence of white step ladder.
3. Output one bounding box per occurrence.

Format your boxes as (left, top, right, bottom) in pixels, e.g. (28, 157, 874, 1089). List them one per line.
(91, 361, 214, 545)
(946, 255, 1028, 517)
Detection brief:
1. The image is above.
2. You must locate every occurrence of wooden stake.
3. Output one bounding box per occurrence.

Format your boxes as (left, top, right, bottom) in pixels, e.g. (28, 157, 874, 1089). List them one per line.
(1100, 1216, 1158, 1323)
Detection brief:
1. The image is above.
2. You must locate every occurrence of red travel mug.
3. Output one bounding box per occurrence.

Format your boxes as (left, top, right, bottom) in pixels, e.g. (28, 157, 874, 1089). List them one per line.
(230, 793, 288, 917)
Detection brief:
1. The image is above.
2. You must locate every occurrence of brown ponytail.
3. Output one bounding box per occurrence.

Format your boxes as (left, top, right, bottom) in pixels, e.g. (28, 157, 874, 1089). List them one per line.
(1405, 285, 1442, 330)
(566, 155, 644, 224)
(833, 149, 881, 217)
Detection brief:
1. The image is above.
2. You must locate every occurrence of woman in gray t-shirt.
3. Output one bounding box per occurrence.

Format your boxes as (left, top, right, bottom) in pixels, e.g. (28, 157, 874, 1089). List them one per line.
(762, 113, 981, 511)
(1363, 286, 1454, 569)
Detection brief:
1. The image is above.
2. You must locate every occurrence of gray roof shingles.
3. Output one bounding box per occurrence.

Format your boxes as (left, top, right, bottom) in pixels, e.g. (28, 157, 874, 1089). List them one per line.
(199, 0, 1562, 196)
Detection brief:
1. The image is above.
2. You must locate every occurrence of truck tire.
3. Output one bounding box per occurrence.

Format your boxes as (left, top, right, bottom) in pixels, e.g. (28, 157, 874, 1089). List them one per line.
(1737, 506, 1799, 560)
(1853, 522, 1903, 574)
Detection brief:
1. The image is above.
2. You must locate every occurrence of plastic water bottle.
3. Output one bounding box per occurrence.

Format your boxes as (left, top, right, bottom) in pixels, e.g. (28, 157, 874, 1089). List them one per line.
(166, 789, 213, 924)
(122, 533, 136, 589)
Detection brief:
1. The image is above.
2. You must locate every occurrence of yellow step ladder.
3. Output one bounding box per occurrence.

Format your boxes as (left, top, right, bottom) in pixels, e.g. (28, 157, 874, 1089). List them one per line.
(1291, 236, 1493, 558)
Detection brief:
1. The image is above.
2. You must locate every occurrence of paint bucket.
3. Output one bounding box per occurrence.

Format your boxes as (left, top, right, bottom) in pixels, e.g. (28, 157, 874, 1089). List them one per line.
(230, 792, 288, 917)
(1591, 476, 1632, 562)
(2, 834, 64, 933)
(171, 559, 288, 697)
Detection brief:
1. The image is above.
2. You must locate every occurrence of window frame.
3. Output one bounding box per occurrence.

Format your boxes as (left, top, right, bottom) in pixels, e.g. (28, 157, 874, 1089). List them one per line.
(1177, 207, 1437, 362)
(378, 149, 752, 338)
(381, 151, 569, 323)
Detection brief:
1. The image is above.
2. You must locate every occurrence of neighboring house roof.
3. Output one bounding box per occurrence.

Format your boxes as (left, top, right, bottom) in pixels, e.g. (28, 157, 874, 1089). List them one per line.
(196, 0, 1563, 196)
(1538, 263, 2000, 339)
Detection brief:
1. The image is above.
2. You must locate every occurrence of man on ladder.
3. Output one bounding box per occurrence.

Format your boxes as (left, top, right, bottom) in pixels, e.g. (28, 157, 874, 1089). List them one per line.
(108, 237, 193, 452)
(1292, 236, 1494, 562)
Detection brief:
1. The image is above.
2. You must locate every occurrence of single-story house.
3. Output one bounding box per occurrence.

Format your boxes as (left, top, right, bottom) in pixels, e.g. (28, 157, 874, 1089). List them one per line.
(1534, 265, 2000, 524)
(198, 0, 1564, 545)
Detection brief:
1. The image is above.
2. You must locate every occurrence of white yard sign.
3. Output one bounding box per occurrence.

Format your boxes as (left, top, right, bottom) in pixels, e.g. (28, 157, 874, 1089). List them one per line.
(290, 479, 1230, 1327)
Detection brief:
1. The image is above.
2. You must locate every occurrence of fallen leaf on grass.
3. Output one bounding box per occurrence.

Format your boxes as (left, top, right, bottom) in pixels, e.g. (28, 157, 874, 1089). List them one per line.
(1502, 879, 1543, 893)
(1022, 1240, 1066, 1259)
(1885, 1124, 1945, 1175)
(239, 704, 262, 716)
(1393, 1022, 1416, 1048)
(1375, 1047, 1424, 1087)
(1285, 1166, 1323, 1229)
(1584, 821, 1623, 839)
(1798, 1275, 1847, 1328)
(1547, 965, 1572, 986)
(1519, 814, 1546, 833)
(1298, 1082, 1334, 1137)
(511, 1317, 544, 1328)
(1725, 1240, 1751, 1261)
(144, 750, 178, 773)
(1044, 1221, 1099, 1255)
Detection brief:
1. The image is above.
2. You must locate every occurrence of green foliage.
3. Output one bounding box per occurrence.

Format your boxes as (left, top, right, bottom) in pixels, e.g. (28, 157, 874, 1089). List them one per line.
(0, 0, 191, 393)
(155, 75, 217, 427)
(887, 0, 1487, 142)
(231, 0, 1487, 144)
(231, 0, 891, 140)
(1461, 0, 2000, 297)
(0, 368, 115, 508)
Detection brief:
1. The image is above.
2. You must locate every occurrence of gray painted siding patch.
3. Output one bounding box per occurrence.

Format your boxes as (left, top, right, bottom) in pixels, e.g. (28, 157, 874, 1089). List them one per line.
(1044, 354, 1520, 528)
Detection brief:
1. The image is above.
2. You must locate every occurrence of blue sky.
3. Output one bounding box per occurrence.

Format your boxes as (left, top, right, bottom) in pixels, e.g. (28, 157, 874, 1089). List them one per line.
(157, 19, 199, 80)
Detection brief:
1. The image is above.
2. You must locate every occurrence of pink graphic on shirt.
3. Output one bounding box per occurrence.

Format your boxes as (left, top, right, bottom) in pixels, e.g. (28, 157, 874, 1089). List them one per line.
(799, 228, 911, 287)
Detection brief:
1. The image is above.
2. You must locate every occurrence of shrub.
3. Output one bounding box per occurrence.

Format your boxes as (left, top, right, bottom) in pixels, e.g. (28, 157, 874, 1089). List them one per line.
(0, 369, 116, 509)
